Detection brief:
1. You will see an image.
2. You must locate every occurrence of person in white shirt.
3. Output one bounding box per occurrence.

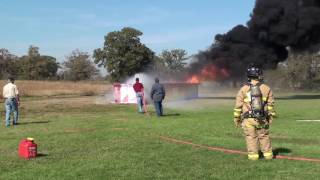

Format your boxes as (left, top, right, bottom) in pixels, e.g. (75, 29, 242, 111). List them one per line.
(3, 76, 20, 127)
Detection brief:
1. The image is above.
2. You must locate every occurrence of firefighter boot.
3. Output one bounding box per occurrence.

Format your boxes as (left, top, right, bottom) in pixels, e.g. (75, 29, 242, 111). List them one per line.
(248, 152, 259, 160)
(263, 151, 273, 160)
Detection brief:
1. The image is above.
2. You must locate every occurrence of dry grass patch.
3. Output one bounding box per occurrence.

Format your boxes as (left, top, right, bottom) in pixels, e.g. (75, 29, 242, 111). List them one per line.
(0, 80, 111, 97)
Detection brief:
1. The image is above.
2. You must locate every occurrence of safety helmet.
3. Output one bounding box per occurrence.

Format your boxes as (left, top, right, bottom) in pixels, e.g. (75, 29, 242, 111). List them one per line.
(246, 64, 262, 79)
(8, 76, 15, 82)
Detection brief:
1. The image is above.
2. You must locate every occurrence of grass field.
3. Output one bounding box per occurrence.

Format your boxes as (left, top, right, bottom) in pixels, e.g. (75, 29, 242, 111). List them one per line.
(0, 92, 320, 179)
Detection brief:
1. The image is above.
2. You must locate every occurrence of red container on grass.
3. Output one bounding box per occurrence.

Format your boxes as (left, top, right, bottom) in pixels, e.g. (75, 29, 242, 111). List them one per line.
(18, 138, 37, 159)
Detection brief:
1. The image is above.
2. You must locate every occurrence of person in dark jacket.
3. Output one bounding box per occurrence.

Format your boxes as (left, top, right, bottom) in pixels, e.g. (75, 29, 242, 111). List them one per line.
(150, 78, 165, 116)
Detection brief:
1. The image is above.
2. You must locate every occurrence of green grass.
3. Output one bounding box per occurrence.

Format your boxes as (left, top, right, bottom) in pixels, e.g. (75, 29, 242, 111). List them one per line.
(0, 94, 320, 180)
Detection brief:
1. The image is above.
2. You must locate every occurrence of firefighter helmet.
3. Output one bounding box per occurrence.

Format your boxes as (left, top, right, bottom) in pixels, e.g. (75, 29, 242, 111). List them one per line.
(246, 64, 262, 79)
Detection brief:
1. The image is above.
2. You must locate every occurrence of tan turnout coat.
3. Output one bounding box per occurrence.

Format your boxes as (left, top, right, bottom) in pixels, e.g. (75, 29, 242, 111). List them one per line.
(235, 83, 275, 118)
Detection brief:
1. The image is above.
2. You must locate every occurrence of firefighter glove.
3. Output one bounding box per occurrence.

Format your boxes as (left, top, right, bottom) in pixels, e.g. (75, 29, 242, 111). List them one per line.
(268, 116, 273, 125)
(234, 118, 241, 128)
(267, 105, 276, 117)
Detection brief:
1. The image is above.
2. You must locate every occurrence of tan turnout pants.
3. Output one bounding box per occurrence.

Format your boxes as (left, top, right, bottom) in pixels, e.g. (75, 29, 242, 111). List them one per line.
(242, 118, 273, 160)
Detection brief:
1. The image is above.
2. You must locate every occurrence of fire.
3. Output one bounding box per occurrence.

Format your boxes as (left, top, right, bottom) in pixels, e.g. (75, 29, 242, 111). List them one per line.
(187, 75, 201, 84)
(201, 65, 218, 79)
(186, 64, 230, 83)
(220, 68, 230, 77)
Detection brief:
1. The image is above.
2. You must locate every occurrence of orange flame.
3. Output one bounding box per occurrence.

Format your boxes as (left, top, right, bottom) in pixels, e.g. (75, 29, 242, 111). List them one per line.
(187, 75, 201, 84)
(201, 65, 218, 79)
(186, 64, 230, 83)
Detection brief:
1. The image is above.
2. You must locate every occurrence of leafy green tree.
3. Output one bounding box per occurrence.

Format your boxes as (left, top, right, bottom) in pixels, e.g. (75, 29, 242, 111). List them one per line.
(93, 27, 154, 82)
(0, 49, 18, 79)
(159, 49, 188, 73)
(63, 50, 99, 81)
(150, 55, 166, 71)
(147, 55, 169, 78)
(18, 46, 59, 80)
(28, 45, 40, 57)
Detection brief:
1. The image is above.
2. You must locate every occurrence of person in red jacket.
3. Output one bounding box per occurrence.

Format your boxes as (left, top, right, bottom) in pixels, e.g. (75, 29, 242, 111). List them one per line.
(133, 78, 144, 113)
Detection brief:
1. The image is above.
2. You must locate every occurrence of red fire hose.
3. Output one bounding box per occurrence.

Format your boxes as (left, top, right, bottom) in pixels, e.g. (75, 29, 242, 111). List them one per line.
(160, 136, 320, 163)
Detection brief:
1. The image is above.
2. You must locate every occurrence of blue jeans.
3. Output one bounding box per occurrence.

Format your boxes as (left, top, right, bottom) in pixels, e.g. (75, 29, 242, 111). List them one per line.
(4, 98, 19, 126)
(136, 92, 144, 113)
(154, 101, 163, 116)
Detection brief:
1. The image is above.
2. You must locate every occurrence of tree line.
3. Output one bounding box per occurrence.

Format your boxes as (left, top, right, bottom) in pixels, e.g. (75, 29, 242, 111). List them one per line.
(1, 27, 189, 82)
(0, 46, 99, 81)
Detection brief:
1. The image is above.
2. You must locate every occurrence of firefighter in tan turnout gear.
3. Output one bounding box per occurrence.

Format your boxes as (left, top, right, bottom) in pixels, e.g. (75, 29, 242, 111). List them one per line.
(233, 64, 276, 160)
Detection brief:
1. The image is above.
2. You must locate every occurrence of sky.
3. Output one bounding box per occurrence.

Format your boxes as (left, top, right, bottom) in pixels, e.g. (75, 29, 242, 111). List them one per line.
(0, 0, 256, 62)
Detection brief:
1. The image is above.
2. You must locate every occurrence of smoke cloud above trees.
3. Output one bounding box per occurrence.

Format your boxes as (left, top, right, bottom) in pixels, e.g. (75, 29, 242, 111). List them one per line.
(190, 0, 320, 80)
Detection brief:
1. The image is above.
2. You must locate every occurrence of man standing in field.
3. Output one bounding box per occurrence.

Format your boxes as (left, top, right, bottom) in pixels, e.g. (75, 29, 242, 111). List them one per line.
(150, 78, 165, 117)
(3, 76, 20, 127)
(233, 64, 276, 160)
(133, 77, 145, 113)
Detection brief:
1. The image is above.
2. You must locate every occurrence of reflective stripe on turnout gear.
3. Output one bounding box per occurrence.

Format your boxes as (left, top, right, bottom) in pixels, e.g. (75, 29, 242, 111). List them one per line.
(248, 153, 259, 160)
(267, 105, 276, 117)
(269, 112, 276, 117)
(263, 151, 273, 160)
(267, 106, 274, 110)
(242, 118, 269, 129)
(245, 123, 269, 129)
(234, 108, 242, 118)
(244, 97, 250, 103)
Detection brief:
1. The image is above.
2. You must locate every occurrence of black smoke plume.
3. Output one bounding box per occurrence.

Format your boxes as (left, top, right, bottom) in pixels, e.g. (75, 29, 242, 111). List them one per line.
(190, 0, 320, 80)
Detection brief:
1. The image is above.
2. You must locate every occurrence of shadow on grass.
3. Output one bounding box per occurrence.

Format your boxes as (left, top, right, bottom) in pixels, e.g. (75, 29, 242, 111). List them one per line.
(37, 153, 49, 158)
(273, 147, 292, 156)
(146, 112, 181, 117)
(162, 113, 181, 117)
(17, 121, 50, 125)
